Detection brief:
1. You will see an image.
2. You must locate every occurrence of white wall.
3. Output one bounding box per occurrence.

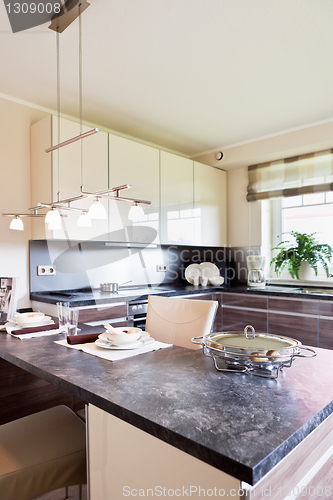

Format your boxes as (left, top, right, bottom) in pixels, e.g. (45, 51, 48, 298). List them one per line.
(0, 98, 48, 308)
(226, 167, 261, 247)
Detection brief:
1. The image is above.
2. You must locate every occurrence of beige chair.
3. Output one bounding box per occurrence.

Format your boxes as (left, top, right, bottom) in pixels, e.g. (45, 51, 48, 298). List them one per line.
(145, 295, 218, 349)
(0, 405, 86, 500)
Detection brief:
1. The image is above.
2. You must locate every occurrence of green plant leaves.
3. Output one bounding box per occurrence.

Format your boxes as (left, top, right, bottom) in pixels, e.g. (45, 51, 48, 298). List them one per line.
(270, 231, 332, 279)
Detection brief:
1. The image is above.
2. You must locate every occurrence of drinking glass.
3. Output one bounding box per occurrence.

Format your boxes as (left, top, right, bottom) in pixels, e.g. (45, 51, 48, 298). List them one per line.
(67, 309, 79, 336)
(57, 302, 69, 332)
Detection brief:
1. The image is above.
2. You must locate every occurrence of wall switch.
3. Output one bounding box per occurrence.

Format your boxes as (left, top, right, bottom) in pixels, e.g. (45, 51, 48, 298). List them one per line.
(37, 265, 56, 276)
(156, 265, 167, 272)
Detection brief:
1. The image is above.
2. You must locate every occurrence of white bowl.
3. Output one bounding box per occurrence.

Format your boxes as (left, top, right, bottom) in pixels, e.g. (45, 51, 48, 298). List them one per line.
(105, 327, 142, 346)
(14, 312, 46, 326)
(208, 276, 224, 286)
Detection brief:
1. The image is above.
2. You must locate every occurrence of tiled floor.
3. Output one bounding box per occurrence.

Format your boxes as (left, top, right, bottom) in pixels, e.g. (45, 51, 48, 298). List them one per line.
(35, 485, 87, 500)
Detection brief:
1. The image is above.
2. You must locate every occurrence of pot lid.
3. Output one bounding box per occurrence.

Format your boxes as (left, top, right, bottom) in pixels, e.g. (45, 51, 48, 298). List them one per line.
(204, 325, 301, 352)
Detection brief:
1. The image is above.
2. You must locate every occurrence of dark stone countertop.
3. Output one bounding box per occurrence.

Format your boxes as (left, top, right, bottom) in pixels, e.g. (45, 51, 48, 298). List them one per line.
(30, 284, 226, 306)
(0, 327, 333, 485)
(30, 283, 333, 307)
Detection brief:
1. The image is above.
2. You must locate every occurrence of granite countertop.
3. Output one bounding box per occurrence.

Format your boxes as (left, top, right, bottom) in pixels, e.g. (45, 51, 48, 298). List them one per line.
(30, 283, 333, 307)
(30, 284, 225, 306)
(0, 328, 333, 485)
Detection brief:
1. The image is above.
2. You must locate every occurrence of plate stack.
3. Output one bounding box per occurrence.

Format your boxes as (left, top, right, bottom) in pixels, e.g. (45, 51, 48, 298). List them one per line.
(185, 262, 224, 286)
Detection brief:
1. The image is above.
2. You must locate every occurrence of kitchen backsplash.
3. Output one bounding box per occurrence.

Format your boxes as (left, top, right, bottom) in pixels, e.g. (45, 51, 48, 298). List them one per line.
(29, 240, 258, 293)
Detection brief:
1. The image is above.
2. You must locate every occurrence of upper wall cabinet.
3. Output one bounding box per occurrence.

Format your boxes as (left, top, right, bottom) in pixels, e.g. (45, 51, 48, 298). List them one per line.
(193, 162, 227, 247)
(108, 135, 160, 244)
(160, 151, 194, 245)
(31, 116, 108, 240)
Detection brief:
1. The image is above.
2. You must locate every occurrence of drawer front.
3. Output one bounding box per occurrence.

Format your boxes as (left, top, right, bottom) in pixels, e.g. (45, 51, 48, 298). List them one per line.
(79, 304, 128, 323)
(319, 300, 333, 317)
(319, 318, 333, 349)
(222, 307, 267, 333)
(222, 293, 267, 310)
(268, 297, 319, 315)
(268, 313, 318, 346)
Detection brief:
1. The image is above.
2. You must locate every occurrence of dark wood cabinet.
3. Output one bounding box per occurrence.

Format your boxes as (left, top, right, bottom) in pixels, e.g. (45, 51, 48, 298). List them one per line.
(319, 318, 333, 349)
(268, 312, 318, 346)
(220, 291, 333, 349)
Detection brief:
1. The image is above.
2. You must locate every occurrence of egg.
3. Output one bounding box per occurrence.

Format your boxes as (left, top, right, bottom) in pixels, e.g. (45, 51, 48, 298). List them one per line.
(266, 350, 280, 361)
(250, 351, 268, 362)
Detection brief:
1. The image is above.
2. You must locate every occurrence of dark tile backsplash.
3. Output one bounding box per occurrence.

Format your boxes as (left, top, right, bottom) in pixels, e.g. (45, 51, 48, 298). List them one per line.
(29, 240, 257, 293)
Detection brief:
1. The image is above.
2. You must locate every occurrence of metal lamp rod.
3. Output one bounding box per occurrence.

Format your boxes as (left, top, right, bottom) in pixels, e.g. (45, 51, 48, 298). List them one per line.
(45, 128, 99, 153)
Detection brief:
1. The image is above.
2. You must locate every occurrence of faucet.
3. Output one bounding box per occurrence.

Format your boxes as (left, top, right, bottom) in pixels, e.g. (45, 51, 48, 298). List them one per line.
(329, 274, 333, 278)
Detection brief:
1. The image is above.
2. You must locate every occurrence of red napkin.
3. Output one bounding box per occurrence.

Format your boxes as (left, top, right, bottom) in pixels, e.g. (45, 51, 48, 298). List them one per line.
(67, 333, 100, 345)
(11, 323, 60, 336)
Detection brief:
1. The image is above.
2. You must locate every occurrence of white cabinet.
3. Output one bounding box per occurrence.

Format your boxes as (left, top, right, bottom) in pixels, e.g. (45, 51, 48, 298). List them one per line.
(31, 116, 108, 240)
(160, 151, 194, 245)
(193, 162, 227, 247)
(108, 134, 160, 244)
(31, 116, 227, 248)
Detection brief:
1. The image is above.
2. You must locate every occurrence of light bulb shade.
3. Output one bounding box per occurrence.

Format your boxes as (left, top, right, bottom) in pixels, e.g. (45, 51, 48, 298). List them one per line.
(47, 219, 62, 230)
(88, 199, 106, 219)
(9, 216, 24, 231)
(128, 203, 145, 222)
(45, 208, 61, 225)
(77, 212, 92, 227)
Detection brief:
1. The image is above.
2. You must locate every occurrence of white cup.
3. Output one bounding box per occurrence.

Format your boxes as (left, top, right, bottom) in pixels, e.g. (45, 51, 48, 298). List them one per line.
(200, 276, 209, 286)
(192, 275, 199, 286)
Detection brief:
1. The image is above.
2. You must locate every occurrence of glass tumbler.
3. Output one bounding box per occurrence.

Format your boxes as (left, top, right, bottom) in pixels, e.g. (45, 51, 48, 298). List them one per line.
(67, 308, 79, 336)
(57, 302, 69, 332)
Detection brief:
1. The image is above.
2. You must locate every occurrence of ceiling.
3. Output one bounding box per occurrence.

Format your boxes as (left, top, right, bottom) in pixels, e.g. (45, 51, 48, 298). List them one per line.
(1, 0, 333, 157)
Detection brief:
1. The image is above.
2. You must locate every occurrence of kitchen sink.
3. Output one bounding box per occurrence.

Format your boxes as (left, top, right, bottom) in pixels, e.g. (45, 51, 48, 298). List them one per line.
(298, 287, 333, 295)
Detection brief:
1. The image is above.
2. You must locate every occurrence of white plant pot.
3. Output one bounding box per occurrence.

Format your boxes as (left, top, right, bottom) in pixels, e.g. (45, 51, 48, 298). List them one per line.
(298, 262, 316, 281)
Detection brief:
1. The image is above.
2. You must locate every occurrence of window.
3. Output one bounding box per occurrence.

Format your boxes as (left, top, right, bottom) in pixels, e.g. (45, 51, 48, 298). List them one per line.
(281, 193, 333, 248)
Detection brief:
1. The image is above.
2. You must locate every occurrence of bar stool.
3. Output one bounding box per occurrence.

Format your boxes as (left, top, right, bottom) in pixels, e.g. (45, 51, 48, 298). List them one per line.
(0, 405, 86, 500)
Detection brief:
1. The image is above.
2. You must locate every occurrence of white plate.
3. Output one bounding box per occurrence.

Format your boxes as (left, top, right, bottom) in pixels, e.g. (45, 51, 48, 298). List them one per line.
(6, 318, 54, 329)
(200, 262, 220, 278)
(185, 264, 202, 284)
(95, 336, 154, 350)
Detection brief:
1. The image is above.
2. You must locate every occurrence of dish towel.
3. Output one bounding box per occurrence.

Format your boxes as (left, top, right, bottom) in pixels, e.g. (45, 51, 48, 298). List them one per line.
(55, 338, 173, 361)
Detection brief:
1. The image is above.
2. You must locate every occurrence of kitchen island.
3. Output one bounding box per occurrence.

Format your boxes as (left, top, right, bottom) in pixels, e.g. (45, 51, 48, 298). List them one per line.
(0, 331, 333, 499)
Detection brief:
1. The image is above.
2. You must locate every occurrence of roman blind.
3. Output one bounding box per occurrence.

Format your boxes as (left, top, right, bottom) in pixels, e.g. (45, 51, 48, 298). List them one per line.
(247, 148, 333, 202)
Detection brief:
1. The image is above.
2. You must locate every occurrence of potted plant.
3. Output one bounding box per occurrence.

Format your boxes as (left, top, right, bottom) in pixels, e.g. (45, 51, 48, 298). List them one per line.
(270, 231, 332, 279)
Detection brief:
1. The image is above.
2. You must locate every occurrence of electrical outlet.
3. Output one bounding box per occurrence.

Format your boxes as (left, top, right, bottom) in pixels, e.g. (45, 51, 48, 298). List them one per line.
(37, 265, 56, 276)
(156, 265, 167, 272)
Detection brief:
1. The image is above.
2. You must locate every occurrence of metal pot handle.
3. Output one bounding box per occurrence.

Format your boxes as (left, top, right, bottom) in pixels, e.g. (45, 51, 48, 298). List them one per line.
(190, 336, 204, 345)
(294, 346, 317, 358)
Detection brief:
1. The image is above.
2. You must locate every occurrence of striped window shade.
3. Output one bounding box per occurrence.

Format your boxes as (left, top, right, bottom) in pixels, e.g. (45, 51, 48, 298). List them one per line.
(247, 149, 333, 201)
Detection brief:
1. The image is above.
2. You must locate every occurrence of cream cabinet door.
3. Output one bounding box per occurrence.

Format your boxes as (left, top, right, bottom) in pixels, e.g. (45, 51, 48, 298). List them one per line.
(108, 134, 160, 244)
(193, 162, 227, 247)
(50, 117, 109, 241)
(160, 151, 194, 245)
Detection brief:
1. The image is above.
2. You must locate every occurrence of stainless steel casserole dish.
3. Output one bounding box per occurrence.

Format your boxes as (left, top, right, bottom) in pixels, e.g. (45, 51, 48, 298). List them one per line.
(191, 325, 316, 379)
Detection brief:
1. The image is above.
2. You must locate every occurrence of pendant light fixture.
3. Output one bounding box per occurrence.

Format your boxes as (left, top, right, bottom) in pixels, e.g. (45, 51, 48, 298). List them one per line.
(45, 207, 61, 226)
(2, 1, 151, 231)
(9, 216, 24, 231)
(77, 211, 91, 227)
(128, 202, 145, 222)
(87, 198, 107, 219)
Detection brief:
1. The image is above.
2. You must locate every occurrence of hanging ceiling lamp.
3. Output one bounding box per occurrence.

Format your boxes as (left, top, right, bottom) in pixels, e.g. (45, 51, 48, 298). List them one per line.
(9, 216, 24, 231)
(2, 1, 151, 231)
(77, 211, 91, 227)
(128, 202, 145, 222)
(88, 198, 107, 219)
(45, 208, 61, 225)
